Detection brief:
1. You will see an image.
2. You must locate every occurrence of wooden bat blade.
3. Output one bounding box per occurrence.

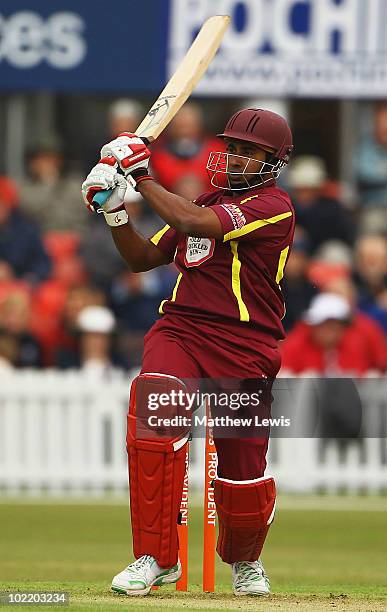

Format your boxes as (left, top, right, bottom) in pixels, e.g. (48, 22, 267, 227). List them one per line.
(91, 15, 230, 210)
(136, 15, 230, 141)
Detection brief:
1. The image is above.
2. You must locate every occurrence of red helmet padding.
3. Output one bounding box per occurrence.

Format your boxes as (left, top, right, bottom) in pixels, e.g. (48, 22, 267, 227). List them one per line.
(215, 476, 276, 563)
(218, 108, 293, 163)
(127, 374, 189, 568)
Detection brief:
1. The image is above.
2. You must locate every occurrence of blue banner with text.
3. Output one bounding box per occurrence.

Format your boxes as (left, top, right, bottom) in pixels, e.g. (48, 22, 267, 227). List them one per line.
(1, 0, 387, 97)
(0, 0, 168, 92)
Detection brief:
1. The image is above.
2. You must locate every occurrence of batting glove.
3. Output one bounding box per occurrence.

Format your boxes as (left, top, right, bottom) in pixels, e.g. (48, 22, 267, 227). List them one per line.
(100, 132, 154, 190)
(81, 157, 130, 227)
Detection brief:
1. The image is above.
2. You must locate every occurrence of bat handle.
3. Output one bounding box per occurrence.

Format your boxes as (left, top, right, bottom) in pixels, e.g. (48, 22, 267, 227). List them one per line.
(91, 138, 150, 212)
(92, 189, 111, 212)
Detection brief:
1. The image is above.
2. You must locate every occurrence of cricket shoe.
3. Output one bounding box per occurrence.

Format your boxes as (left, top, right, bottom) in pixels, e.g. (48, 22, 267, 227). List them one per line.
(111, 554, 181, 596)
(232, 559, 270, 596)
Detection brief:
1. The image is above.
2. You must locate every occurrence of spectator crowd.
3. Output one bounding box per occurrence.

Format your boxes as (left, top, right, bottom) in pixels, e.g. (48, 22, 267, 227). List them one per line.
(0, 100, 386, 376)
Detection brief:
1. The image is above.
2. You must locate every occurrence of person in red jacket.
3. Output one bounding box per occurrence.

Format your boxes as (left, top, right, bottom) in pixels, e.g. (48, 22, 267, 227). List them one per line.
(150, 102, 223, 194)
(82, 108, 294, 597)
(281, 292, 386, 375)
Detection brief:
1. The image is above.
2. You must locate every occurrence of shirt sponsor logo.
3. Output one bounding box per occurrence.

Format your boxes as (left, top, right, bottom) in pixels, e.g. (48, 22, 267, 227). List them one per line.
(184, 236, 215, 267)
(220, 203, 246, 230)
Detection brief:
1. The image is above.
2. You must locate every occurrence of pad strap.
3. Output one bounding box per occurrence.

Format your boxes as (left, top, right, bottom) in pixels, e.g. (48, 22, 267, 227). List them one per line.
(214, 476, 276, 563)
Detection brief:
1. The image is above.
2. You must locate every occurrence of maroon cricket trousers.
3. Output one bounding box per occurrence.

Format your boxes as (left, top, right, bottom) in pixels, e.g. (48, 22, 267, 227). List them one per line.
(140, 314, 281, 479)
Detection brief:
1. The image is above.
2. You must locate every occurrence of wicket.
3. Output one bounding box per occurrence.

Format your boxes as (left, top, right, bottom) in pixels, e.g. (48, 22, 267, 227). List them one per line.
(176, 444, 189, 591)
(176, 401, 217, 592)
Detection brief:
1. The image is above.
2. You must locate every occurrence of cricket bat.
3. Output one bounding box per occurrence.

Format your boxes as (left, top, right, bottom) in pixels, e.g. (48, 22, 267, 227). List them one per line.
(92, 15, 230, 209)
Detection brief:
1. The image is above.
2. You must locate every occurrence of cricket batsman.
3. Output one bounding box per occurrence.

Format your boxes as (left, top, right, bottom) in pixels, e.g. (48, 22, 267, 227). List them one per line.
(82, 108, 294, 596)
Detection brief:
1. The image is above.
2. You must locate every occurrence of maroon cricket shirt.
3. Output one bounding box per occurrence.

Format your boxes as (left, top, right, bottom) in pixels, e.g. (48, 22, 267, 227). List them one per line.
(150, 183, 295, 348)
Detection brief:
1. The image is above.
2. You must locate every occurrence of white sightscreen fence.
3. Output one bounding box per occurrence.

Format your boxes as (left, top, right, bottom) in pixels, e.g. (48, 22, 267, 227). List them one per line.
(0, 371, 386, 495)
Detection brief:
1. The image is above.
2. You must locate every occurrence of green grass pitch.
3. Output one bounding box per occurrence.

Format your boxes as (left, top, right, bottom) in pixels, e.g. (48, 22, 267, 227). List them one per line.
(0, 497, 386, 611)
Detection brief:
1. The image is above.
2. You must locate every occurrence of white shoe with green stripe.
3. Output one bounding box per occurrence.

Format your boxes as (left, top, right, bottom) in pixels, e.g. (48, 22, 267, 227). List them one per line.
(111, 555, 181, 596)
(232, 559, 270, 596)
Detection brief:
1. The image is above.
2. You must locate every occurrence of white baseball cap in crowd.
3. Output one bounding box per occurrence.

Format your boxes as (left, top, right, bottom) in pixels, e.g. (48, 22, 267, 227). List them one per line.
(77, 306, 115, 334)
(304, 293, 351, 326)
(287, 156, 327, 189)
(108, 99, 143, 121)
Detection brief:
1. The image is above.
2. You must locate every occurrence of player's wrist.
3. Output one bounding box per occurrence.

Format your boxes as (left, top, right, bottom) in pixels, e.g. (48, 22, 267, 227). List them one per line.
(103, 208, 129, 227)
(127, 169, 155, 192)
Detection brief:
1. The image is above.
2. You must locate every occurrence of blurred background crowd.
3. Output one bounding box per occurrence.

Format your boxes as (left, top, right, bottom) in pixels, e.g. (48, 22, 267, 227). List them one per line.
(0, 97, 386, 376)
